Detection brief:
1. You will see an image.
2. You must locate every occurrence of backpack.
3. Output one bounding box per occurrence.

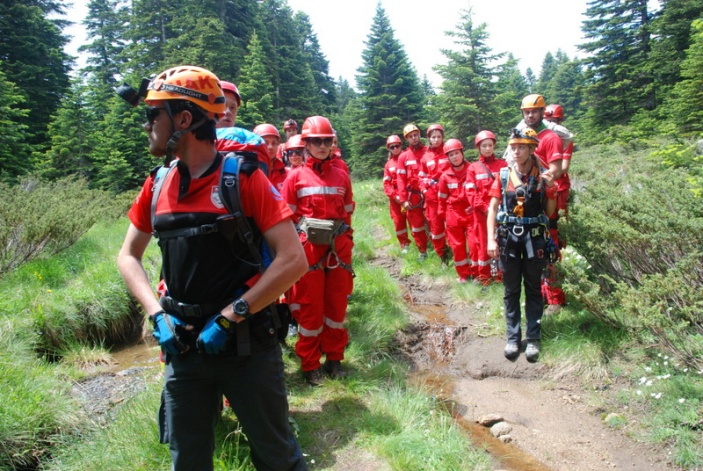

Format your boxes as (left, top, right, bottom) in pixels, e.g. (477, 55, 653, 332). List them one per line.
(150, 151, 289, 343)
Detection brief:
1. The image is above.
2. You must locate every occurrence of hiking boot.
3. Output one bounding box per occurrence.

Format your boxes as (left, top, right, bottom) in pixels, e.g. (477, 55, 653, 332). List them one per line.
(322, 360, 347, 379)
(287, 324, 298, 337)
(418, 252, 428, 261)
(303, 367, 325, 386)
(503, 342, 519, 360)
(525, 341, 540, 363)
(440, 250, 452, 266)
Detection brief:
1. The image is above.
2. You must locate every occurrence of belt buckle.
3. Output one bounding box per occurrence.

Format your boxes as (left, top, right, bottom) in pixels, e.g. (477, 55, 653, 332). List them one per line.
(511, 225, 525, 237)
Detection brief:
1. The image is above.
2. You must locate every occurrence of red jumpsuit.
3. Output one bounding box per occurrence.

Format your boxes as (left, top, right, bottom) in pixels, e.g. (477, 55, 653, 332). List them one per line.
(420, 147, 449, 258)
(396, 144, 429, 253)
(383, 154, 411, 248)
(466, 154, 507, 283)
(556, 140, 573, 220)
(282, 157, 354, 373)
(534, 125, 566, 305)
(437, 162, 473, 281)
(268, 156, 288, 192)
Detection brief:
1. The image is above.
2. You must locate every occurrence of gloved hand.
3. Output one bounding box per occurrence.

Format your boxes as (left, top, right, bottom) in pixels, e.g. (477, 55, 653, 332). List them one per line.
(150, 311, 190, 355)
(196, 314, 234, 355)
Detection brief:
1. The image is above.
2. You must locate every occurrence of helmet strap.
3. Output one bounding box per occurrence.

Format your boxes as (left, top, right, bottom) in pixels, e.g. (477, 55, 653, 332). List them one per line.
(162, 102, 209, 165)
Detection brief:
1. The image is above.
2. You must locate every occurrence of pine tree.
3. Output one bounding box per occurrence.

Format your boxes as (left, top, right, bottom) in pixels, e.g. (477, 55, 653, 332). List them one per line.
(579, 0, 655, 127)
(236, 31, 276, 128)
(352, 4, 424, 178)
(0, 67, 31, 181)
(0, 0, 72, 156)
(492, 54, 530, 135)
(80, 0, 129, 85)
(433, 9, 503, 143)
(668, 19, 703, 135)
(296, 12, 337, 115)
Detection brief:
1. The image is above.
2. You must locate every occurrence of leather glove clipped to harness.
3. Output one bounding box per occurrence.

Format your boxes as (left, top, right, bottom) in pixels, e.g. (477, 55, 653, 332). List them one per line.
(150, 311, 190, 355)
(197, 314, 235, 354)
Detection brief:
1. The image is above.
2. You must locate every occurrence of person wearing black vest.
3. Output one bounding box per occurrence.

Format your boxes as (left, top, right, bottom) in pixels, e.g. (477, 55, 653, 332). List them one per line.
(486, 128, 557, 363)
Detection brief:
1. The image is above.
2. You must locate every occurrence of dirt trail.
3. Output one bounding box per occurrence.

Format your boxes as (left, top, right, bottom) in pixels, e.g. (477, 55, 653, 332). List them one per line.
(374, 245, 675, 471)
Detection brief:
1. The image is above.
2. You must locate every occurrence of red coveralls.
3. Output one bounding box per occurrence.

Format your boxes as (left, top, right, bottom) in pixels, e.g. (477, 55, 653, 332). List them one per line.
(420, 147, 449, 257)
(383, 154, 411, 248)
(268, 156, 288, 192)
(437, 162, 473, 280)
(556, 140, 573, 220)
(466, 154, 507, 283)
(282, 157, 354, 373)
(397, 144, 429, 253)
(534, 125, 566, 305)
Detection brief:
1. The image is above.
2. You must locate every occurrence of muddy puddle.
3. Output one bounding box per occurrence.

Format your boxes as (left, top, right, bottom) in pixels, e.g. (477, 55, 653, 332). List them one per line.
(403, 303, 553, 471)
(108, 340, 160, 372)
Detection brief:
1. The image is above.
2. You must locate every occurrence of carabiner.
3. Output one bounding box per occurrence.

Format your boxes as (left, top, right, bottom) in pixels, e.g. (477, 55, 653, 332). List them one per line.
(511, 225, 525, 237)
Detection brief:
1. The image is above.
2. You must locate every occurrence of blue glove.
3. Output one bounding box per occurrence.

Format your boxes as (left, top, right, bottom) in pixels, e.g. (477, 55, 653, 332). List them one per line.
(150, 311, 189, 355)
(196, 315, 234, 354)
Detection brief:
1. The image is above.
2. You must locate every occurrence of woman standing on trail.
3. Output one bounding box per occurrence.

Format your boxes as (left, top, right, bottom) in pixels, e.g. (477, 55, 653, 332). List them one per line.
(486, 128, 557, 363)
(282, 116, 355, 386)
(383, 134, 411, 252)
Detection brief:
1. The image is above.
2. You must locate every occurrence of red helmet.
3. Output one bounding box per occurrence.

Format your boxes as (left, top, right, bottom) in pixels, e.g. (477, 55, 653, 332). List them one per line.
(220, 81, 242, 107)
(474, 130, 496, 147)
(285, 134, 304, 150)
(386, 134, 402, 148)
(443, 139, 464, 154)
(301, 116, 335, 139)
(426, 123, 444, 137)
(253, 123, 280, 139)
(545, 104, 564, 119)
(283, 119, 298, 131)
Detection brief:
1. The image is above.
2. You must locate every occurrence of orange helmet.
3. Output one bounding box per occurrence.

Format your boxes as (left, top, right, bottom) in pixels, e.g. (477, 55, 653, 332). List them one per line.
(545, 104, 564, 120)
(426, 123, 444, 137)
(283, 119, 298, 131)
(253, 123, 280, 139)
(301, 116, 335, 139)
(474, 130, 496, 147)
(508, 128, 539, 146)
(220, 81, 242, 107)
(146, 66, 226, 116)
(402, 123, 421, 138)
(520, 94, 546, 110)
(386, 135, 402, 148)
(443, 139, 464, 154)
(285, 134, 304, 150)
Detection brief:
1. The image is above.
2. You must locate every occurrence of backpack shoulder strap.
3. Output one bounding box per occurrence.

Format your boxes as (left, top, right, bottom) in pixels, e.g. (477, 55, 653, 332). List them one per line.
(151, 160, 179, 231)
(499, 167, 510, 212)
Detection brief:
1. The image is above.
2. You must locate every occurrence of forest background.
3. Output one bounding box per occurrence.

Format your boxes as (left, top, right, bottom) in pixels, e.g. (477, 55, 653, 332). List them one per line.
(1, 0, 703, 469)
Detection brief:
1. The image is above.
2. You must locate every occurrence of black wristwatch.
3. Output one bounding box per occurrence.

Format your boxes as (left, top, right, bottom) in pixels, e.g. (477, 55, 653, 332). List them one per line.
(232, 298, 251, 319)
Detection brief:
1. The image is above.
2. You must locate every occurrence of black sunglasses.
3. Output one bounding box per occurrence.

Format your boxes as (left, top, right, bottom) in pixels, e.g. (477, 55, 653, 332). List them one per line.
(146, 106, 166, 124)
(287, 149, 304, 156)
(389, 144, 401, 150)
(308, 137, 334, 147)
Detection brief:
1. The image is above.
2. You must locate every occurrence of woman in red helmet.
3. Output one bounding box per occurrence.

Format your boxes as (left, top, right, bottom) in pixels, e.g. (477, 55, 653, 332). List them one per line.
(282, 116, 355, 386)
(420, 123, 451, 264)
(437, 139, 473, 282)
(383, 135, 411, 252)
(467, 130, 507, 284)
(254, 123, 287, 192)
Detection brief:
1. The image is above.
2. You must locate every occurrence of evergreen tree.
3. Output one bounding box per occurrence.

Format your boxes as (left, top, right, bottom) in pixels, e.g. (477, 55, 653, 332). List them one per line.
(236, 31, 276, 128)
(536, 52, 558, 93)
(35, 80, 96, 181)
(492, 54, 530, 134)
(525, 68, 537, 91)
(0, 67, 31, 181)
(0, 0, 72, 156)
(579, 0, 655, 128)
(546, 59, 585, 125)
(295, 12, 337, 115)
(80, 0, 129, 85)
(352, 4, 424, 178)
(668, 19, 703, 135)
(433, 9, 503, 143)
(649, 0, 703, 100)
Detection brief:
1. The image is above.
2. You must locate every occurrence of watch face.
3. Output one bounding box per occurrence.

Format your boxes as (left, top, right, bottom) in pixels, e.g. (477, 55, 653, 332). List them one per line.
(233, 299, 249, 316)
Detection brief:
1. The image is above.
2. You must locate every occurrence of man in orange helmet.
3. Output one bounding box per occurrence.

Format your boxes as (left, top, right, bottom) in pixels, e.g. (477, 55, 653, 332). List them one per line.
(520, 94, 566, 308)
(117, 65, 308, 470)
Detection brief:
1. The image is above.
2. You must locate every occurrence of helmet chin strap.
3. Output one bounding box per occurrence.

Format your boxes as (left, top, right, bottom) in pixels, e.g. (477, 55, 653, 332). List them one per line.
(162, 103, 208, 166)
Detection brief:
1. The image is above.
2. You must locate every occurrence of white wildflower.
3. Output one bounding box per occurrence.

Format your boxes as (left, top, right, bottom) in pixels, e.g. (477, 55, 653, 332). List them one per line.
(638, 377, 647, 385)
(644, 367, 652, 372)
(646, 380, 653, 387)
(678, 398, 685, 404)
(636, 390, 642, 396)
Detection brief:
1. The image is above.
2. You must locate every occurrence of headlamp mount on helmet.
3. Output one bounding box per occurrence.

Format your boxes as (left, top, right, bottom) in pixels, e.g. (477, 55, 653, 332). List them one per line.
(116, 78, 152, 107)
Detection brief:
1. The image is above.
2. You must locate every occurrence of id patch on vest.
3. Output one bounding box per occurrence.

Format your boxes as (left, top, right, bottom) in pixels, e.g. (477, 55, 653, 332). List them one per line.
(211, 186, 225, 209)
